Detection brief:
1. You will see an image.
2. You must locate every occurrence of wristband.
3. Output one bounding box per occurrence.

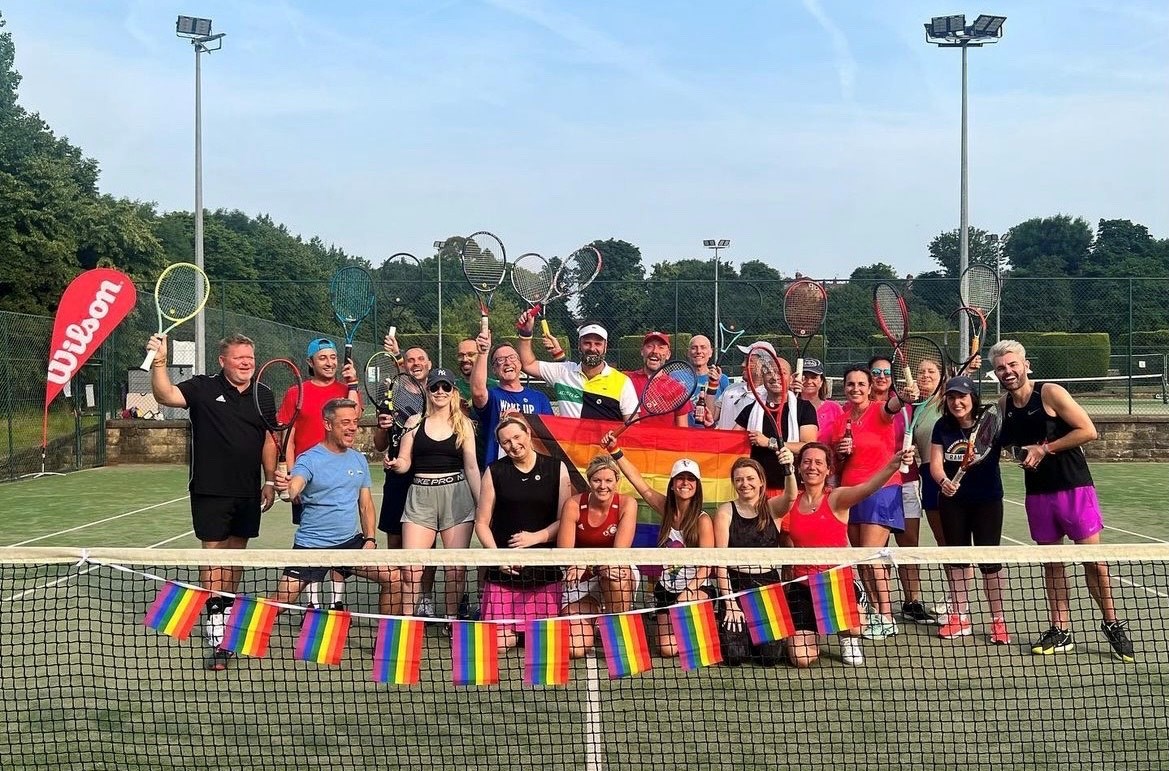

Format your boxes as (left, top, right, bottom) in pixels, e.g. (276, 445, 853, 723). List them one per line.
(551, 349, 566, 362)
(516, 329, 533, 339)
(345, 381, 359, 388)
(264, 481, 275, 487)
(393, 354, 404, 365)
(609, 448, 624, 461)
(705, 385, 718, 395)
(361, 536, 377, 544)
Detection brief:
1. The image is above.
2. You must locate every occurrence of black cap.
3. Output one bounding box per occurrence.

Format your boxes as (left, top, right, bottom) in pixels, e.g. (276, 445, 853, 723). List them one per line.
(427, 368, 456, 388)
(945, 375, 976, 395)
(802, 358, 824, 375)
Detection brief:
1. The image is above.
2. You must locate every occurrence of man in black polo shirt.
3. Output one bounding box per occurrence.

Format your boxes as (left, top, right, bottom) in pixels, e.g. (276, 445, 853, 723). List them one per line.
(148, 332, 277, 670)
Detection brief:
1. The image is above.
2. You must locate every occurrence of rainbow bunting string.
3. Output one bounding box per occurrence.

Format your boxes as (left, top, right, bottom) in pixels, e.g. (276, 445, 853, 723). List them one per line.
(451, 622, 499, 686)
(524, 618, 571, 686)
(219, 596, 279, 657)
(143, 581, 210, 640)
(596, 614, 652, 679)
(372, 618, 425, 685)
(668, 600, 723, 670)
(809, 567, 861, 635)
(738, 583, 796, 645)
(295, 608, 351, 666)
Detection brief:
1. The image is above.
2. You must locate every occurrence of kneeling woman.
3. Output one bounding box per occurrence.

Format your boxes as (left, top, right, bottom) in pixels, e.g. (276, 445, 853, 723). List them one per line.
(475, 416, 573, 649)
(604, 433, 713, 658)
(715, 455, 797, 666)
(785, 442, 913, 668)
(558, 455, 639, 658)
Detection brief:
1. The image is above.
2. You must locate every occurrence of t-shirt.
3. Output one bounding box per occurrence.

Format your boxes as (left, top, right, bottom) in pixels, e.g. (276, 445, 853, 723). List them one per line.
(826, 401, 899, 488)
(536, 361, 638, 421)
(931, 418, 1003, 503)
(476, 385, 554, 462)
(176, 372, 268, 497)
(911, 399, 945, 468)
(674, 369, 729, 427)
(291, 444, 370, 547)
(716, 381, 755, 430)
(814, 399, 844, 436)
(279, 380, 351, 460)
(734, 398, 818, 488)
(626, 369, 693, 428)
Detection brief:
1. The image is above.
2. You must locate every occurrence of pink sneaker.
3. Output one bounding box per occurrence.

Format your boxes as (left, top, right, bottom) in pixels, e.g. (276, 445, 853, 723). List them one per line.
(938, 614, 972, 639)
(990, 618, 1011, 645)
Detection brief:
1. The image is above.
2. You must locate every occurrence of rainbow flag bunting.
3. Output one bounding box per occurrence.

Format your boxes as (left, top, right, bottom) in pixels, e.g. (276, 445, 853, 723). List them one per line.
(739, 583, 796, 645)
(596, 614, 652, 679)
(295, 608, 351, 666)
(524, 618, 571, 686)
(451, 622, 499, 686)
(809, 567, 862, 635)
(372, 618, 425, 685)
(143, 581, 210, 640)
(668, 600, 723, 670)
(219, 596, 279, 657)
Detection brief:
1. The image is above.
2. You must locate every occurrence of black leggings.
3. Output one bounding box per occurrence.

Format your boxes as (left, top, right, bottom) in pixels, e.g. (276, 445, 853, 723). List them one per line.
(939, 497, 1004, 574)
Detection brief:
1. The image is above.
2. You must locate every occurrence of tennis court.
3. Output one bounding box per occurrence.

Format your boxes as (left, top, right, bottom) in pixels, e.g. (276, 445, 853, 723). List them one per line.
(1, 463, 1167, 770)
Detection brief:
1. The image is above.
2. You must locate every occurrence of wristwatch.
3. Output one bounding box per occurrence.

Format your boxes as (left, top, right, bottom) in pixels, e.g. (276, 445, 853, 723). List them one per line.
(768, 437, 778, 451)
(361, 536, 377, 544)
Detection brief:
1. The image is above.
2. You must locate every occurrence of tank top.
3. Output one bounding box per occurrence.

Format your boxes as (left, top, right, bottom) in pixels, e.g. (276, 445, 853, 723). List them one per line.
(410, 416, 464, 474)
(658, 522, 712, 593)
(484, 453, 564, 587)
(727, 501, 781, 549)
(786, 489, 847, 579)
(831, 401, 899, 488)
(1002, 383, 1094, 494)
(575, 492, 622, 548)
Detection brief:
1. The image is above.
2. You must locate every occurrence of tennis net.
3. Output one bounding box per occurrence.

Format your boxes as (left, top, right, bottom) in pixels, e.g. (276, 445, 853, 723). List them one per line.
(982, 373, 1168, 415)
(1, 544, 1166, 771)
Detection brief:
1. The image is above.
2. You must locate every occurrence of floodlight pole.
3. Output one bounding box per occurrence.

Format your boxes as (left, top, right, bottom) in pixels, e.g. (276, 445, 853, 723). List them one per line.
(433, 240, 446, 366)
(704, 240, 729, 352)
(959, 41, 970, 356)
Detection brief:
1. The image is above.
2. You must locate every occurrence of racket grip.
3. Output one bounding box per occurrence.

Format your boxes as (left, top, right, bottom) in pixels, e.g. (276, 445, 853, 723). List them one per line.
(540, 319, 550, 336)
(388, 325, 397, 340)
(795, 358, 804, 377)
(277, 461, 290, 502)
(952, 468, 966, 487)
(139, 349, 158, 371)
(970, 335, 981, 356)
(480, 316, 490, 334)
(344, 343, 353, 365)
(898, 430, 913, 474)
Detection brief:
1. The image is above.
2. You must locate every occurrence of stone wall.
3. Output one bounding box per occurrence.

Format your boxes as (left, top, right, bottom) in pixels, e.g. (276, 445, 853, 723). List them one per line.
(105, 417, 1169, 464)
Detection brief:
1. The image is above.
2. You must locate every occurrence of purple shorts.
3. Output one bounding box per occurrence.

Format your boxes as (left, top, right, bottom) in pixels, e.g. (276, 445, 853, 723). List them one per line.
(480, 581, 562, 633)
(1025, 486, 1104, 544)
(848, 484, 905, 534)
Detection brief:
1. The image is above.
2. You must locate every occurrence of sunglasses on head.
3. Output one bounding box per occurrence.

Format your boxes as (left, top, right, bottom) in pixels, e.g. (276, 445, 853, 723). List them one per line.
(870, 367, 892, 376)
(428, 382, 453, 394)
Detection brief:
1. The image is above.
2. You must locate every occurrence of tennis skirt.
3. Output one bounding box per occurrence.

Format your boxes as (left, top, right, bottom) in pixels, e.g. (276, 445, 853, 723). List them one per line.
(402, 473, 475, 532)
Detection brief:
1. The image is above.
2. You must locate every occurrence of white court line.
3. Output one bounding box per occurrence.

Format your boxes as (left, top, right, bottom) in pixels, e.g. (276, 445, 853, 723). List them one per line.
(6, 497, 189, 547)
(1003, 496, 1169, 543)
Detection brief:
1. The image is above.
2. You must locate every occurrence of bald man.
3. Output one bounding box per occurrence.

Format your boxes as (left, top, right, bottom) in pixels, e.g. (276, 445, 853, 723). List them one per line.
(681, 334, 728, 427)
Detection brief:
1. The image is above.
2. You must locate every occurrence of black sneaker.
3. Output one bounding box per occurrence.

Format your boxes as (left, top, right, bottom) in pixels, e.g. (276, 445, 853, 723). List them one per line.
(205, 649, 234, 671)
(1101, 620, 1135, 662)
(900, 601, 937, 625)
(329, 601, 347, 612)
(456, 593, 478, 621)
(1031, 626, 1074, 655)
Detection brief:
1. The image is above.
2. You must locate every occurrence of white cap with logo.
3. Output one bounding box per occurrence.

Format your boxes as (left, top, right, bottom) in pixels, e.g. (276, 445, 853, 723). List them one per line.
(669, 458, 702, 481)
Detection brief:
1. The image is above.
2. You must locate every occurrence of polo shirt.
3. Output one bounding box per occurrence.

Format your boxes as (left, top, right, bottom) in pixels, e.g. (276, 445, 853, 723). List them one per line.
(535, 361, 638, 421)
(176, 372, 268, 497)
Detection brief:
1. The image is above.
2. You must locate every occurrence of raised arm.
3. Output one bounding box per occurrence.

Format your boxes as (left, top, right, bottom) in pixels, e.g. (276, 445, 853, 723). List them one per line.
(470, 330, 492, 410)
(384, 415, 419, 474)
(147, 335, 186, 408)
(765, 449, 799, 516)
(515, 313, 543, 378)
(830, 449, 912, 512)
(602, 434, 666, 514)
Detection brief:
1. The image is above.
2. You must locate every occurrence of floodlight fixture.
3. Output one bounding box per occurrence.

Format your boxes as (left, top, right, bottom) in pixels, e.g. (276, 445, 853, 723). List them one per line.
(703, 239, 732, 352)
(176, 16, 212, 38)
(703, 239, 716, 247)
(717, 239, 730, 248)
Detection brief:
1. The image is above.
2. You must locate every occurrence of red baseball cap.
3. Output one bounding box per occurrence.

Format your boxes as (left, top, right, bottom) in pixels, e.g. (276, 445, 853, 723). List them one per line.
(642, 331, 670, 346)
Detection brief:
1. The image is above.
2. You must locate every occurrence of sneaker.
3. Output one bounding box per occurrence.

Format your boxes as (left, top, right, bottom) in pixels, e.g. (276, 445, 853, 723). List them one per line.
(990, 618, 1011, 645)
(456, 593, 476, 621)
(862, 614, 897, 640)
(900, 601, 937, 625)
(415, 596, 435, 619)
(204, 649, 234, 672)
(204, 611, 226, 649)
(1100, 620, 1134, 663)
(841, 637, 864, 666)
(1031, 626, 1074, 655)
(938, 614, 973, 639)
(931, 595, 951, 617)
(329, 601, 347, 612)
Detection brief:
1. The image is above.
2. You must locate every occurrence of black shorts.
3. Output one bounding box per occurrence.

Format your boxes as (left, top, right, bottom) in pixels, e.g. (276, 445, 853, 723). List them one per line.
(653, 583, 716, 613)
(191, 494, 261, 542)
(783, 583, 820, 634)
(939, 497, 1004, 573)
(378, 472, 413, 536)
(282, 534, 365, 584)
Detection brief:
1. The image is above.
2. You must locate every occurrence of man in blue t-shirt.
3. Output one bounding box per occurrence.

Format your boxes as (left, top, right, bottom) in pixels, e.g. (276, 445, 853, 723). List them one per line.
(470, 330, 553, 463)
(273, 398, 399, 619)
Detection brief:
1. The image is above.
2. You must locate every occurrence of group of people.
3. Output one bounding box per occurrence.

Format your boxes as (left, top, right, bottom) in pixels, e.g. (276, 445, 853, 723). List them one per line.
(144, 310, 1134, 672)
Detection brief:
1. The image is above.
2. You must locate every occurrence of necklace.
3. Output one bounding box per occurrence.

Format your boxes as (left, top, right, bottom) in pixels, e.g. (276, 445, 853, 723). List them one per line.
(802, 489, 825, 511)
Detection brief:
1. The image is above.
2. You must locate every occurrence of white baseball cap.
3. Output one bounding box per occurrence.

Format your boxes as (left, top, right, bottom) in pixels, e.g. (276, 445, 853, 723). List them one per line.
(669, 458, 702, 482)
(577, 323, 608, 340)
(736, 340, 777, 357)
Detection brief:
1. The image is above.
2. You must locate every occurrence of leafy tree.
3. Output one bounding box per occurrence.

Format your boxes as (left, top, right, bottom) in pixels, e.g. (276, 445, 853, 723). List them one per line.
(927, 228, 1001, 276)
(578, 239, 646, 338)
(1003, 215, 1092, 275)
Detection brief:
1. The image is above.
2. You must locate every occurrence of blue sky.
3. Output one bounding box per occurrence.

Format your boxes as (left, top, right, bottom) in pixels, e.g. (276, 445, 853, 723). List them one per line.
(5, 1, 1167, 277)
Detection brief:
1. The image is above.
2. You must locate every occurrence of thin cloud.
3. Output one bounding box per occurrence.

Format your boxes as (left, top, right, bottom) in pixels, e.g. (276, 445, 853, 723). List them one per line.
(800, 0, 857, 101)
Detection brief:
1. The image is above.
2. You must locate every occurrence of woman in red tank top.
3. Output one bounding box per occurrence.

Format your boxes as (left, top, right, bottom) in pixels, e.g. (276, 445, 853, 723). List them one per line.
(784, 442, 912, 668)
(557, 455, 638, 658)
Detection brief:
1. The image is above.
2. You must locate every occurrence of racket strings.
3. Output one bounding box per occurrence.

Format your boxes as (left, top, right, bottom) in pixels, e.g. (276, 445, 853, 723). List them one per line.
(462, 236, 507, 289)
(256, 362, 300, 429)
(784, 282, 827, 335)
(511, 255, 556, 304)
(874, 284, 908, 339)
(641, 362, 696, 414)
(390, 376, 425, 420)
(156, 269, 205, 321)
(896, 337, 945, 399)
(330, 268, 375, 321)
(557, 248, 601, 296)
(962, 265, 1000, 312)
(719, 283, 763, 332)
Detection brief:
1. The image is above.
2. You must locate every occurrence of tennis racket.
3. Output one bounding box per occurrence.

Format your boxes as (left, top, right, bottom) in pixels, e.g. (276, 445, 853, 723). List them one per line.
(714, 281, 763, 365)
(893, 335, 947, 473)
(139, 262, 211, 370)
(510, 252, 558, 335)
(541, 245, 603, 338)
(329, 265, 375, 365)
(873, 282, 911, 382)
(609, 360, 697, 440)
(382, 252, 421, 340)
(944, 306, 987, 375)
(783, 279, 828, 377)
(743, 344, 793, 474)
(959, 263, 1001, 357)
(461, 231, 508, 333)
(364, 351, 424, 429)
(951, 405, 1002, 486)
(253, 358, 303, 502)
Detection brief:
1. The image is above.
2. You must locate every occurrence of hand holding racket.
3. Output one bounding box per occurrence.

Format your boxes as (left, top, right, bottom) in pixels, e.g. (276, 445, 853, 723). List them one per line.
(140, 262, 210, 370)
(744, 344, 794, 473)
(329, 265, 375, 365)
(510, 252, 558, 336)
(365, 351, 424, 430)
(784, 278, 827, 377)
(607, 360, 697, 441)
(893, 335, 947, 473)
(253, 358, 303, 502)
(950, 405, 1002, 488)
(461, 231, 508, 333)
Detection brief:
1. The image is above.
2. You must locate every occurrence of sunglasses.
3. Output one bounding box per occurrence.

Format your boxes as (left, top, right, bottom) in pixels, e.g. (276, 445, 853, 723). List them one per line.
(870, 367, 892, 376)
(428, 382, 453, 394)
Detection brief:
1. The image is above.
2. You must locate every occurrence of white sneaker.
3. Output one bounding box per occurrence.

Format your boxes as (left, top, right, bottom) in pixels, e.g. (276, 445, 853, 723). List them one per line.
(841, 637, 864, 666)
(932, 594, 952, 617)
(415, 596, 435, 619)
(204, 606, 230, 649)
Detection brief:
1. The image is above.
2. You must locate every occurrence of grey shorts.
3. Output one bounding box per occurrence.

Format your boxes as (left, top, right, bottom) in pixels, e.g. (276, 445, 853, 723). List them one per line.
(402, 473, 475, 532)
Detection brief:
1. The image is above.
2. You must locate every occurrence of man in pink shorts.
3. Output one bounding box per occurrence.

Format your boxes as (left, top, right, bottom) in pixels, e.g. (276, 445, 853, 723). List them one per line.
(991, 340, 1133, 662)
